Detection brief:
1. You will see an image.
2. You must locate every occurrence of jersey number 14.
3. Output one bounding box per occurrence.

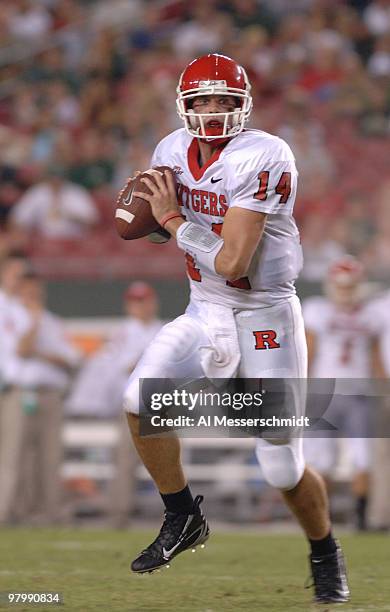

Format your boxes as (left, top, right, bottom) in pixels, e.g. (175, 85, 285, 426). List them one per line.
(254, 171, 291, 203)
(185, 171, 292, 289)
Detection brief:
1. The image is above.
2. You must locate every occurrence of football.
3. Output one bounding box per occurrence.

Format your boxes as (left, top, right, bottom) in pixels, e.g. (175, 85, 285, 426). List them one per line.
(115, 166, 176, 240)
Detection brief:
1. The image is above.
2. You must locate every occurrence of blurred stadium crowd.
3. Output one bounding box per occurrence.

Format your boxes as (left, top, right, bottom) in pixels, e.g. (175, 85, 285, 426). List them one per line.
(0, 0, 389, 280)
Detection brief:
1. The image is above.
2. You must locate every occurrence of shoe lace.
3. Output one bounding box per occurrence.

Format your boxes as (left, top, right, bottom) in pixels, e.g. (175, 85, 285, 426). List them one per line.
(308, 555, 341, 594)
(141, 495, 204, 560)
(147, 513, 188, 558)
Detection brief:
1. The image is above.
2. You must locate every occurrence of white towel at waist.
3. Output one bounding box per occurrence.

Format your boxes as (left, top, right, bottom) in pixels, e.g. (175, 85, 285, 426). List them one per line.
(187, 300, 241, 379)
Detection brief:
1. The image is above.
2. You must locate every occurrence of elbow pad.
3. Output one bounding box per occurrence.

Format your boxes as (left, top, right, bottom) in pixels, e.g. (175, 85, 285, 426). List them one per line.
(176, 221, 224, 275)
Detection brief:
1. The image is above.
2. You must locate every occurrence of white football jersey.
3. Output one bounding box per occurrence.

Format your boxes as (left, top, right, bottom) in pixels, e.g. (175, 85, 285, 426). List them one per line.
(151, 128, 302, 309)
(0, 290, 30, 382)
(365, 290, 390, 376)
(303, 297, 377, 378)
(67, 317, 163, 416)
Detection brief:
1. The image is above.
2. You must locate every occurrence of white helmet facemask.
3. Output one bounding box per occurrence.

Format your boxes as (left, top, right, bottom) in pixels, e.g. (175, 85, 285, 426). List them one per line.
(176, 79, 253, 140)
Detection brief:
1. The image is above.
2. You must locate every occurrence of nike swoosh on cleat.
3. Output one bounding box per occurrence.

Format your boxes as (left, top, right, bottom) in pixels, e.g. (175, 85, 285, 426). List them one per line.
(162, 521, 207, 560)
(162, 515, 193, 559)
(162, 540, 184, 559)
(211, 177, 222, 184)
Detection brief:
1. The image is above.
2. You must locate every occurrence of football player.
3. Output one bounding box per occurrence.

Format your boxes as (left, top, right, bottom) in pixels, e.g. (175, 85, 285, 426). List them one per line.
(364, 290, 390, 529)
(122, 54, 349, 604)
(303, 257, 381, 531)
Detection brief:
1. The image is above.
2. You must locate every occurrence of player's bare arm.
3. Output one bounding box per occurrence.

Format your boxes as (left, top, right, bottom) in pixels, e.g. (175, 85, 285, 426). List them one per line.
(371, 336, 387, 379)
(135, 173, 266, 282)
(305, 328, 317, 373)
(214, 207, 266, 282)
(17, 312, 42, 358)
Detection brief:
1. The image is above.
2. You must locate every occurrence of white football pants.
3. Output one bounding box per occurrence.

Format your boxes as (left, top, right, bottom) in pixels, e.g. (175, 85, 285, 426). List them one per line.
(124, 295, 308, 490)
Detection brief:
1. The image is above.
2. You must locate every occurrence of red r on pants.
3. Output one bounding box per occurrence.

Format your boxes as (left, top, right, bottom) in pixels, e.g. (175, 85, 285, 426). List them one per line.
(253, 330, 280, 350)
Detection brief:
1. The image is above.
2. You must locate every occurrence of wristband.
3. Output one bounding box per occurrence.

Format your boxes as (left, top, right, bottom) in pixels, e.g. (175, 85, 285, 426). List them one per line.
(160, 212, 184, 229)
(176, 221, 224, 275)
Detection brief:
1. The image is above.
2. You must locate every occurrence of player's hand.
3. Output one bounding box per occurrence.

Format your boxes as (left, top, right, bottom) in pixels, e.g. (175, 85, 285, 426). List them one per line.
(134, 169, 180, 225)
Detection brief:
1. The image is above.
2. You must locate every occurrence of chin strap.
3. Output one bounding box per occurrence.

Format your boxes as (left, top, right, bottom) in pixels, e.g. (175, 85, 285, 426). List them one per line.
(199, 136, 230, 146)
(176, 222, 224, 275)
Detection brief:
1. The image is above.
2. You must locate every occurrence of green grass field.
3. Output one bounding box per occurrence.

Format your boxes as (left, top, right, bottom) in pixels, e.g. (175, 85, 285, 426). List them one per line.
(0, 528, 389, 612)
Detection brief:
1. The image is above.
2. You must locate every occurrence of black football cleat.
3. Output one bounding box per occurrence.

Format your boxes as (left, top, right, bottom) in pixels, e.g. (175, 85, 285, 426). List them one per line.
(131, 495, 209, 574)
(309, 543, 350, 603)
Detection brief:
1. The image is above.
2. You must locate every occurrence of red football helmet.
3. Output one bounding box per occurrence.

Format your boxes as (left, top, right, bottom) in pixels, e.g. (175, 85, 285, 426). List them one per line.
(326, 256, 364, 306)
(328, 256, 364, 286)
(176, 54, 252, 141)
